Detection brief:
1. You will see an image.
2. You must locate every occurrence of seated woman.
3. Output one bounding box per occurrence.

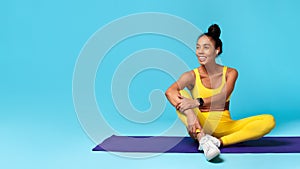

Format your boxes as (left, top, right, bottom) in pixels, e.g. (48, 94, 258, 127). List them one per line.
(165, 24, 275, 161)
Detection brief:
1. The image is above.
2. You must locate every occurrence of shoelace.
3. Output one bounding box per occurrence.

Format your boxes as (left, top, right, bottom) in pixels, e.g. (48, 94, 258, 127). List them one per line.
(202, 142, 213, 153)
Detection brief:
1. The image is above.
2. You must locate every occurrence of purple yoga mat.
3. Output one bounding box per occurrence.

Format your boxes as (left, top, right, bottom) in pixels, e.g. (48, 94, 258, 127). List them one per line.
(93, 135, 300, 153)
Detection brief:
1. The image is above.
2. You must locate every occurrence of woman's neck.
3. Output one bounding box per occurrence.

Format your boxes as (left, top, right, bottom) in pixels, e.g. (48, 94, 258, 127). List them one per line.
(202, 62, 222, 75)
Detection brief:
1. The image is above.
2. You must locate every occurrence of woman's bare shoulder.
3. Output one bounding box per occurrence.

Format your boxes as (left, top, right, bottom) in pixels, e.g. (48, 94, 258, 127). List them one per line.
(226, 66, 238, 79)
(177, 69, 196, 89)
(180, 70, 196, 81)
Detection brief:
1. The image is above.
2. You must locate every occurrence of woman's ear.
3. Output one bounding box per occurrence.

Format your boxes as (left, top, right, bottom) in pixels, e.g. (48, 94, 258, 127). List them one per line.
(215, 47, 220, 55)
(215, 50, 219, 55)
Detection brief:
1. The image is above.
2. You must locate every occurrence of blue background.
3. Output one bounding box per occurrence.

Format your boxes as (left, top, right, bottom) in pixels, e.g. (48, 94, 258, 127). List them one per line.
(1, 0, 300, 169)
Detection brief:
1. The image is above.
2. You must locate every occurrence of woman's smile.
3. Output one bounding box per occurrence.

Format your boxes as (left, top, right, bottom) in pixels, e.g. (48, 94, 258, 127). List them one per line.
(199, 56, 207, 62)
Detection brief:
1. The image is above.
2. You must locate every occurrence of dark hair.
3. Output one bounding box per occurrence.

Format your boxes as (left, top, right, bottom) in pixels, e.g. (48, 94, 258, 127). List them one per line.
(198, 24, 223, 56)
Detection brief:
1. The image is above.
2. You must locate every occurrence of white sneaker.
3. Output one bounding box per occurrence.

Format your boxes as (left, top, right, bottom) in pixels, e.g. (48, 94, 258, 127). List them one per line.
(199, 136, 220, 161)
(198, 134, 221, 150)
(205, 134, 221, 147)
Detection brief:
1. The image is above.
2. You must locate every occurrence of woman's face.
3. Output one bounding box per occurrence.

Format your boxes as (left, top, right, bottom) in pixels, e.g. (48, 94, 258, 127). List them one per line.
(196, 35, 219, 65)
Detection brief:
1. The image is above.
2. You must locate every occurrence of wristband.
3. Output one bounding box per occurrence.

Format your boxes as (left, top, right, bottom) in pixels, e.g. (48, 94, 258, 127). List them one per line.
(196, 98, 204, 107)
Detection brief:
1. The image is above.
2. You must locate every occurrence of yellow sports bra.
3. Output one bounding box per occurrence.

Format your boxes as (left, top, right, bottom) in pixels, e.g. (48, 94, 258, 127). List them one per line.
(191, 66, 230, 102)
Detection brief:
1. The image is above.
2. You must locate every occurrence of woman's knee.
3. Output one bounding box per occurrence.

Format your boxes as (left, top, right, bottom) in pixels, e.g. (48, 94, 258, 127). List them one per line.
(263, 114, 276, 132)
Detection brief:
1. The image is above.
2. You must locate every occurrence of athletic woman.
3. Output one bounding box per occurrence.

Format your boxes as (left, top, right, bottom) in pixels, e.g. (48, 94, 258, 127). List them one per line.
(165, 24, 275, 161)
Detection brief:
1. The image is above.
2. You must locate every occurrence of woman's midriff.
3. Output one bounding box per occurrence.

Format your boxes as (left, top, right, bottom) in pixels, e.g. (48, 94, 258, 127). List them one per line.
(200, 101, 230, 112)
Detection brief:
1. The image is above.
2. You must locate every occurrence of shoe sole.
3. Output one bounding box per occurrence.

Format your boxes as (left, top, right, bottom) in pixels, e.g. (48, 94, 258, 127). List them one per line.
(206, 150, 220, 161)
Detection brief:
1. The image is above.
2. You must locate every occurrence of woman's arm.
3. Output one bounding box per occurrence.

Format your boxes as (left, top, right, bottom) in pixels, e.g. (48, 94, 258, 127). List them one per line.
(165, 71, 195, 108)
(165, 71, 201, 139)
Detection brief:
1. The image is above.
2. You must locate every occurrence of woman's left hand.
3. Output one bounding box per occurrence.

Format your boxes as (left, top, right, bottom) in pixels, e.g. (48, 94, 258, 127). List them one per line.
(176, 95, 199, 113)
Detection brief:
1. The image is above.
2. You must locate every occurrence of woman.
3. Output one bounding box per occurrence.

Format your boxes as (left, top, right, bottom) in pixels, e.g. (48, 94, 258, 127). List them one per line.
(165, 24, 275, 161)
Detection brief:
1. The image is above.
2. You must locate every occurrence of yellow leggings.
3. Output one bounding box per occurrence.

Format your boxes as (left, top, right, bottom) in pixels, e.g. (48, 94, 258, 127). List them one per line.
(177, 90, 276, 146)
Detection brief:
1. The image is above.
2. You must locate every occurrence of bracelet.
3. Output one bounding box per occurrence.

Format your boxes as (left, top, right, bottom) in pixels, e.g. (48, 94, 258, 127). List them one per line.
(196, 98, 204, 107)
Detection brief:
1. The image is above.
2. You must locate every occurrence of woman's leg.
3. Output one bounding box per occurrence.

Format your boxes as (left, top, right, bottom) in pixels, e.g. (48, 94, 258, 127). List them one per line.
(176, 90, 227, 141)
(218, 114, 276, 146)
(176, 91, 276, 146)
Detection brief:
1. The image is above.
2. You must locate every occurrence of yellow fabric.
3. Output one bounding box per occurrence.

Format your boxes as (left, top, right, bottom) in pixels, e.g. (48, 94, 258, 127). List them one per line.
(191, 66, 230, 102)
(176, 68, 276, 146)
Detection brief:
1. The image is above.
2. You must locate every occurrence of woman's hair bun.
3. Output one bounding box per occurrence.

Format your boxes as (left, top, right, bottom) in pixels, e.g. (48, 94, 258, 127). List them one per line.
(207, 24, 221, 38)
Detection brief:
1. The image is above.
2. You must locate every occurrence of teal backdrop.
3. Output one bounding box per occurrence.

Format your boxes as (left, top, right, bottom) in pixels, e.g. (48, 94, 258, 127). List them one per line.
(1, 1, 300, 169)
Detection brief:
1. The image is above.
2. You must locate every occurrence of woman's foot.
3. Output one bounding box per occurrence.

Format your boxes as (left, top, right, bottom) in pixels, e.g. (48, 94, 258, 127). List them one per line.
(199, 135, 220, 161)
(198, 134, 221, 150)
(205, 134, 221, 148)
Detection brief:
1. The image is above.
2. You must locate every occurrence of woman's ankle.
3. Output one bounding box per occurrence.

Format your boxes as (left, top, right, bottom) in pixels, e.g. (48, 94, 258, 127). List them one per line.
(196, 131, 205, 140)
